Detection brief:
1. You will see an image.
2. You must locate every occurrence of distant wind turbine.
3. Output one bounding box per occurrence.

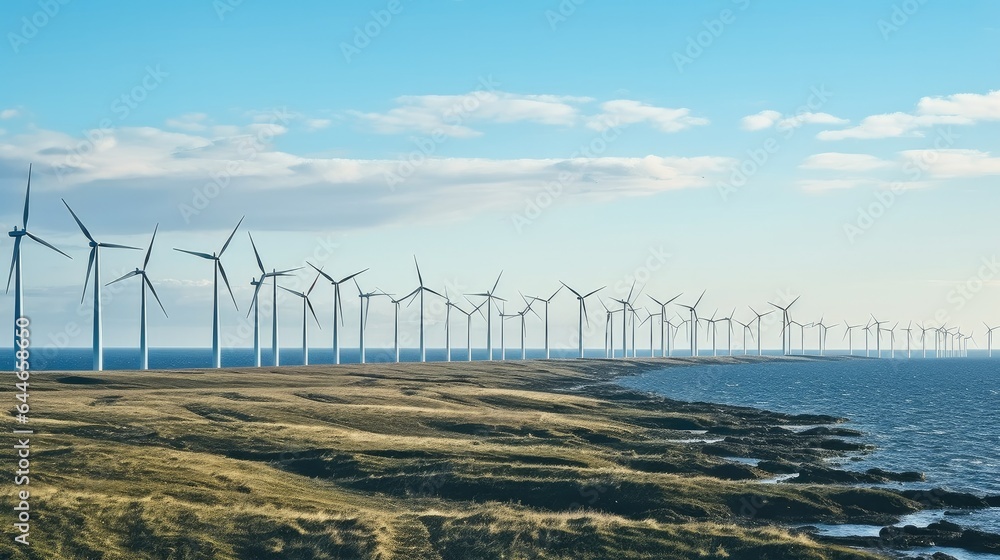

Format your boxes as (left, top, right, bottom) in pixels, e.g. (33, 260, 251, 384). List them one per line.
(7, 165, 72, 359)
(561, 281, 604, 358)
(768, 296, 799, 356)
(748, 306, 773, 356)
(106, 224, 168, 371)
(734, 319, 754, 356)
(678, 291, 706, 357)
(248, 233, 301, 367)
(64, 199, 142, 371)
(174, 217, 243, 369)
(355, 279, 389, 364)
(648, 293, 682, 358)
(526, 285, 562, 359)
(279, 271, 323, 365)
(308, 262, 367, 365)
(388, 289, 419, 363)
(612, 281, 642, 358)
(467, 272, 504, 361)
(411, 257, 444, 363)
(843, 323, 862, 356)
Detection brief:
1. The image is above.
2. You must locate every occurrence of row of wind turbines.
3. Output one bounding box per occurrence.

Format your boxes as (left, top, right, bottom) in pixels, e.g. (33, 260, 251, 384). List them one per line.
(7, 166, 998, 370)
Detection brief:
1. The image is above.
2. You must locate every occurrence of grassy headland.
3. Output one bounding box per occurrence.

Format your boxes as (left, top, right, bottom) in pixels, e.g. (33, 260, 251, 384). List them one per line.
(3, 356, 928, 559)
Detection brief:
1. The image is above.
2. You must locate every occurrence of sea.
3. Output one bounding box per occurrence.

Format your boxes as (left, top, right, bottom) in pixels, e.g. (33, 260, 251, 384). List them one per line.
(618, 357, 1000, 560)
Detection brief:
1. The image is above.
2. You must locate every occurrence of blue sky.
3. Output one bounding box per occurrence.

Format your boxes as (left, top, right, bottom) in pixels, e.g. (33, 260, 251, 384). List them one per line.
(1, 0, 999, 352)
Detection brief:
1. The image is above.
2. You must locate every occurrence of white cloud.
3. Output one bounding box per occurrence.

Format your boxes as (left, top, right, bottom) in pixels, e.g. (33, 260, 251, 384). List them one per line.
(586, 100, 708, 133)
(741, 110, 781, 131)
(352, 91, 593, 137)
(818, 90, 1000, 140)
(899, 149, 1000, 178)
(0, 108, 20, 120)
(165, 113, 209, 132)
(305, 118, 332, 131)
(800, 152, 893, 172)
(741, 110, 847, 131)
(798, 178, 881, 192)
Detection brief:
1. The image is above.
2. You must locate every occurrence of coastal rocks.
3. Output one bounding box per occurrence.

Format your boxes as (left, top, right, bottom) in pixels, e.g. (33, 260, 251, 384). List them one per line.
(866, 468, 925, 482)
(900, 488, 990, 509)
(879, 521, 1000, 554)
(797, 426, 864, 437)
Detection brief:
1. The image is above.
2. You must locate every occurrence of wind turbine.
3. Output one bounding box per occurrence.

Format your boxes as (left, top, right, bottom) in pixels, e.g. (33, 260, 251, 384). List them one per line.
(63, 199, 142, 371)
(843, 323, 863, 356)
(278, 271, 323, 365)
(388, 289, 419, 363)
(456, 298, 487, 361)
(640, 309, 660, 357)
(7, 165, 72, 359)
(701, 310, 720, 356)
(734, 319, 754, 356)
(526, 286, 562, 359)
(561, 282, 604, 358)
(984, 323, 999, 358)
(719, 307, 736, 356)
(308, 262, 366, 365)
(649, 293, 682, 357)
(106, 225, 168, 370)
(748, 306, 773, 356)
(511, 295, 539, 360)
(600, 299, 622, 358)
(917, 323, 932, 358)
(248, 233, 301, 367)
(886, 321, 898, 359)
(355, 279, 389, 364)
(902, 322, 913, 359)
(813, 318, 836, 356)
(789, 320, 809, 355)
(678, 290, 706, 357)
(468, 272, 504, 361)
(869, 316, 886, 358)
(174, 217, 243, 368)
(768, 296, 799, 356)
(411, 257, 444, 363)
(498, 302, 516, 361)
(611, 281, 642, 359)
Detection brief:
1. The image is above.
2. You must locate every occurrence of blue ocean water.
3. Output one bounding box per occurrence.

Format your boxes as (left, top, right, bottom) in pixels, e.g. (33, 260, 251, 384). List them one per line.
(618, 358, 1000, 558)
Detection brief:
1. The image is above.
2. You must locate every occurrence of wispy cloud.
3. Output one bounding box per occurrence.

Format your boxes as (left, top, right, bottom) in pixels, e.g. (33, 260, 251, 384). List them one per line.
(800, 152, 894, 172)
(900, 148, 1000, 178)
(0, 108, 21, 120)
(586, 100, 708, 132)
(741, 109, 847, 131)
(165, 113, 209, 132)
(818, 90, 1000, 140)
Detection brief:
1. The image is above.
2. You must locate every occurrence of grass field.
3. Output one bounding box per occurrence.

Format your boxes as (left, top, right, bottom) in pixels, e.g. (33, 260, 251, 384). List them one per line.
(1, 356, 917, 559)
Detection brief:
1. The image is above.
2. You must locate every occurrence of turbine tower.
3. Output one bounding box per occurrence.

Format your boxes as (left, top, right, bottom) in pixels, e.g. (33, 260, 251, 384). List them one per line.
(611, 281, 642, 359)
(843, 323, 862, 356)
(106, 225, 168, 370)
(561, 282, 604, 358)
(768, 296, 799, 356)
(7, 165, 72, 359)
(174, 216, 243, 368)
(869, 316, 886, 358)
(278, 271, 323, 365)
(411, 257, 444, 362)
(649, 293, 682, 358)
(983, 323, 999, 358)
(388, 289, 419, 363)
(678, 290, 706, 357)
(902, 322, 913, 359)
(355, 279, 389, 364)
(63, 199, 142, 371)
(748, 306, 773, 356)
(526, 285, 562, 359)
(468, 272, 504, 361)
(735, 319, 754, 356)
(308, 263, 366, 365)
(248, 233, 301, 367)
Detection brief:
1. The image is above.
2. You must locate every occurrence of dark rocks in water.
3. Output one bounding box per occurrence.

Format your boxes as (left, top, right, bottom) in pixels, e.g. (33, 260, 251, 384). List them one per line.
(798, 426, 864, 438)
(757, 460, 799, 474)
(705, 425, 794, 437)
(984, 495, 1000, 507)
(900, 488, 989, 509)
(703, 463, 761, 481)
(866, 468, 925, 482)
(879, 521, 1000, 554)
(814, 438, 871, 452)
(633, 416, 707, 430)
(790, 465, 885, 485)
(930, 553, 960, 560)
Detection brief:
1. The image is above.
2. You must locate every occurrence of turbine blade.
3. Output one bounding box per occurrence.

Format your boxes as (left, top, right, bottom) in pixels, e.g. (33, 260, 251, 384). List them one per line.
(648, 295, 664, 306)
(338, 268, 368, 284)
(491, 271, 503, 294)
(144, 274, 169, 318)
(279, 285, 304, 297)
(413, 256, 423, 286)
(22, 164, 31, 228)
(106, 270, 140, 285)
(248, 277, 264, 318)
(425, 287, 444, 299)
(6, 238, 21, 293)
(248, 232, 265, 274)
(81, 248, 96, 304)
(219, 215, 244, 256)
(98, 242, 142, 250)
(62, 199, 96, 243)
(583, 286, 605, 298)
(307, 261, 335, 283)
(548, 284, 563, 301)
(173, 248, 215, 260)
(23, 231, 71, 259)
(693, 289, 706, 308)
(307, 298, 321, 329)
(143, 224, 158, 269)
(218, 261, 238, 310)
(559, 281, 583, 299)
(306, 271, 322, 296)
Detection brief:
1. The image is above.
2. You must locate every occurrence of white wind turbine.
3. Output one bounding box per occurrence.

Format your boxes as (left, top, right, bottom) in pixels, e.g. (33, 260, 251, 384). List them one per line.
(355, 279, 390, 364)
(639, 309, 659, 357)
(983, 323, 1000, 358)
(498, 302, 516, 361)
(561, 281, 604, 358)
(526, 286, 562, 359)
(917, 323, 932, 358)
(279, 271, 323, 365)
(719, 307, 736, 356)
(886, 321, 898, 359)
(388, 289, 419, 363)
(63, 199, 142, 371)
(511, 295, 539, 360)
(467, 272, 504, 361)
(106, 225, 168, 370)
(677, 290, 706, 357)
(7, 165, 72, 358)
(869, 316, 886, 358)
(411, 257, 444, 362)
(902, 322, 914, 359)
(600, 300, 622, 358)
(701, 310, 720, 356)
(248, 233, 301, 367)
(748, 306, 773, 356)
(455, 298, 487, 361)
(734, 319, 754, 356)
(648, 293, 682, 358)
(308, 262, 367, 365)
(768, 296, 799, 356)
(174, 217, 243, 369)
(843, 323, 863, 356)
